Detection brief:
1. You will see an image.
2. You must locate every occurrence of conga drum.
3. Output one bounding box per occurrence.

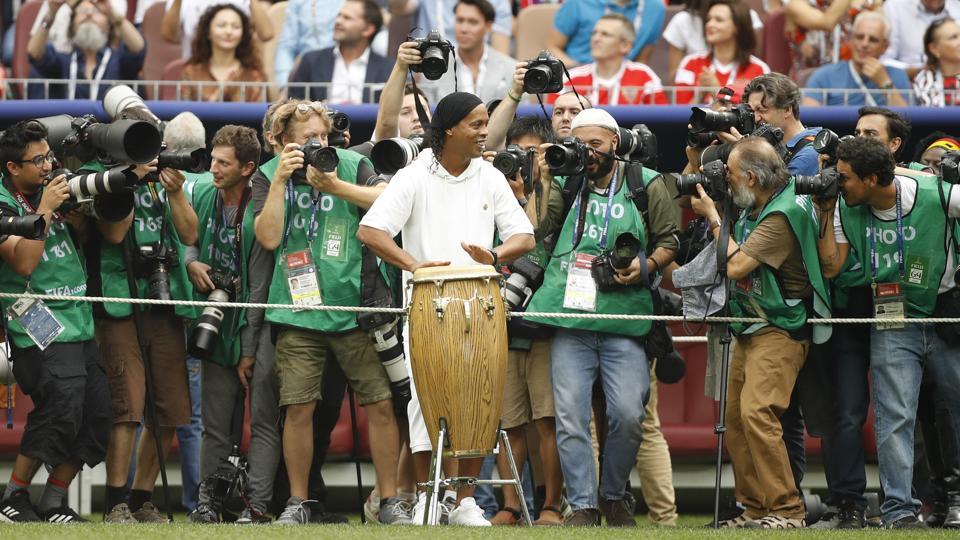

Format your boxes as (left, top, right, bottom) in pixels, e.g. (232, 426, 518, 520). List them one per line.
(408, 265, 508, 457)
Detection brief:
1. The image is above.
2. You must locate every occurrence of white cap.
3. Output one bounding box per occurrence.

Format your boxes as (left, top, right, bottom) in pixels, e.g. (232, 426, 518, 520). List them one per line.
(570, 108, 619, 134)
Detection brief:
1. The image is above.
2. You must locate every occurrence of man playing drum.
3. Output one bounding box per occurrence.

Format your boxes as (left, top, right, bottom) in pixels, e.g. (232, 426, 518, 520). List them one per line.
(358, 91, 535, 526)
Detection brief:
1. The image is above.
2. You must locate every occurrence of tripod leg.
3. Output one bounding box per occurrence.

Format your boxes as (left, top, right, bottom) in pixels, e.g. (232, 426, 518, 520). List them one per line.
(713, 332, 733, 528)
(500, 430, 532, 526)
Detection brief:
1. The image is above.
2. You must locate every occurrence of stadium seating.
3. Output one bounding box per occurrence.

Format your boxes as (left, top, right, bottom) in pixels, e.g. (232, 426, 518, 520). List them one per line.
(140, 2, 182, 100)
(515, 3, 561, 64)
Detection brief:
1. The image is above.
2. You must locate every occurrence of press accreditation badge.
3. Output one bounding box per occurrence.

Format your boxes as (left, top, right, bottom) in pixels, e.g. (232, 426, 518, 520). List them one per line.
(284, 250, 323, 311)
(7, 297, 64, 350)
(563, 253, 598, 312)
(873, 282, 905, 330)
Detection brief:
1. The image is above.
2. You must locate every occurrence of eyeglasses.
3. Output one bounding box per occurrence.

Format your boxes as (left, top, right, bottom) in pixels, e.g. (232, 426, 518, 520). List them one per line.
(19, 151, 56, 168)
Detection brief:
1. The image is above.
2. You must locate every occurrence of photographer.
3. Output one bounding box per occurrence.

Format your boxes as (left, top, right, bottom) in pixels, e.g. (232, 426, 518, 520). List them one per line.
(0, 121, 116, 524)
(523, 108, 678, 527)
(854, 106, 911, 161)
(689, 137, 831, 529)
(743, 73, 822, 176)
(252, 100, 406, 525)
(814, 136, 960, 528)
(87, 124, 199, 523)
(185, 126, 280, 524)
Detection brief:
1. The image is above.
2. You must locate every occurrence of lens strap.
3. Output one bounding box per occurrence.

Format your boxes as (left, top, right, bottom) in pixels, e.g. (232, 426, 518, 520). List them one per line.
(869, 179, 904, 283)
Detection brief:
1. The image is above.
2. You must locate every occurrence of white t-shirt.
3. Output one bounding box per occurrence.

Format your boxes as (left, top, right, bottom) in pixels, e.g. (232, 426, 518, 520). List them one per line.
(359, 148, 534, 287)
(165, 0, 250, 58)
(833, 177, 960, 292)
(661, 9, 765, 57)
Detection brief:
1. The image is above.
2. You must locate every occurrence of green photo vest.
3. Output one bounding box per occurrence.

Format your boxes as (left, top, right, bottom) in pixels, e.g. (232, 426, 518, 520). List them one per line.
(0, 181, 93, 348)
(729, 179, 832, 344)
(263, 148, 371, 333)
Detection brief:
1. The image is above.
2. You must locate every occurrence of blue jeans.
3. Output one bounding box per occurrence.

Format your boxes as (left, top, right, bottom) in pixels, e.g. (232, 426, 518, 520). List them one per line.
(176, 356, 203, 511)
(870, 323, 960, 523)
(551, 329, 649, 510)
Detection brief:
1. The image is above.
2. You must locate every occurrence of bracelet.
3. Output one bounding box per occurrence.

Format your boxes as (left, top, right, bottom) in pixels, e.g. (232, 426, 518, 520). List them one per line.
(506, 90, 521, 103)
(488, 249, 499, 267)
(517, 197, 528, 207)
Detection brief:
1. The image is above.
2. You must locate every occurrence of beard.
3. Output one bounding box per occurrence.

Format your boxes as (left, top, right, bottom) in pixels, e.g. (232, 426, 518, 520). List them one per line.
(73, 21, 108, 52)
(731, 182, 756, 209)
(587, 146, 615, 180)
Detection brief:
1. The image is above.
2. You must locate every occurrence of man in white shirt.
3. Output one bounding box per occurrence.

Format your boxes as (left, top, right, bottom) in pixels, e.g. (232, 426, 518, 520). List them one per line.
(882, 0, 960, 77)
(357, 91, 535, 526)
(420, 0, 516, 106)
(161, 0, 273, 58)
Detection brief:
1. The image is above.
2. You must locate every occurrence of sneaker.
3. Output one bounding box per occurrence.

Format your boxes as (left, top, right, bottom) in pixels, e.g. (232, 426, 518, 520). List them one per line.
(716, 514, 754, 528)
(837, 505, 866, 529)
(380, 496, 413, 525)
(131, 502, 169, 523)
(599, 498, 636, 527)
(188, 502, 219, 524)
(809, 509, 838, 529)
(41, 505, 87, 523)
(0, 490, 41, 523)
(447, 497, 490, 526)
(236, 507, 271, 525)
(439, 495, 456, 525)
(563, 508, 601, 527)
(743, 515, 806, 529)
(885, 514, 928, 529)
(273, 497, 311, 525)
(103, 503, 137, 524)
(364, 490, 381, 524)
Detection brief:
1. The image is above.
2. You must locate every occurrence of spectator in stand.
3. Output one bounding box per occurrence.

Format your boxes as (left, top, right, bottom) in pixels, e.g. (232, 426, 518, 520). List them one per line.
(162, 0, 272, 59)
(287, 0, 392, 103)
(549, 13, 667, 105)
(27, 0, 145, 100)
(785, 0, 884, 73)
(914, 17, 960, 106)
(181, 4, 267, 102)
(29, 0, 126, 54)
(674, 0, 769, 105)
(803, 11, 911, 106)
(389, 0, 512, 54)
(548, 0, 666, 67)
(662, 0, 765, 83)
(420, 0, 517, 106)
(882, 0, 960, 78)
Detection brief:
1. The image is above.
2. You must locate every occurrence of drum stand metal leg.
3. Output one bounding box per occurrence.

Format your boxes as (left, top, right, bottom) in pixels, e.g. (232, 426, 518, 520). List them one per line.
(423, 421, 447, 526)
(497, 429, 533, 526)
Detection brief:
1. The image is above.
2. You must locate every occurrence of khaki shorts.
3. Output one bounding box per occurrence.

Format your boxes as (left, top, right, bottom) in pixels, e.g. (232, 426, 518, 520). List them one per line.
(95, 311, 191, 427)
(274, 327, 392, 407)
(501, 338, 555, 429)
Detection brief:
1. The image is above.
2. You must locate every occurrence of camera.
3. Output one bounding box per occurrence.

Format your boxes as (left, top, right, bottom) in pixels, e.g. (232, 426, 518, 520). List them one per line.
(795, 166, 841, 199)
(188, 271, 238, 360)
(37, 114, 162, 165)
(676, 217, 711, 266)
(687, 104, 756, 149)
(409, 31, 452, 80)
(327, 110, 351, 149)
(523, 51, 564, 94)
(493, 144, 537, 188)
(157, 144, 209, 173)
(371, 136, 423, 175)
(617, 124, 658, 168)
(941, 150, 960, 184)
(137, 242, 177, 301)
(687, 130, 718, 149)
(503, 257, 546, 311)
(292, 139, 339, 182)
(813, 129, 853, 167)
(356, 311, 411, 408)
(0, 214, 44, 239)
(545, 136, 590, 176)
(676, 159, 727, 200)
(591, 232, 642, 291)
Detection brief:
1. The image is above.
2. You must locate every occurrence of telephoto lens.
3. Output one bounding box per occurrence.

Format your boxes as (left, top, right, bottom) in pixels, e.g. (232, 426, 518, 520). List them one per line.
(357, 312, 411, 406)
(157, 147, 210, 173)
(371, 137, 423, 175)
(503, 257, 546, 311)
(0, 214, 45, 239)
(149, 264, 172, 301)
(189, 288, 231, 360)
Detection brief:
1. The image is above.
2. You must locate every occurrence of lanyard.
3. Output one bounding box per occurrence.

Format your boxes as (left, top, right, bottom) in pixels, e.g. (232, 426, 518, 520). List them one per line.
(214, 186, 251, 275)
(868, 180, 905, 283)
(571, 162, 619, 250)
(68, 49, 112, 101)
(848, 61, 879, 107)
(12, 186, 61, 223)
(281, 181, 322, 253)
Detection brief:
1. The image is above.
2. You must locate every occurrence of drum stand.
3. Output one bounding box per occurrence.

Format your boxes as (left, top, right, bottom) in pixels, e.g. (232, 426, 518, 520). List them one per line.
(420, 420, 533, 526)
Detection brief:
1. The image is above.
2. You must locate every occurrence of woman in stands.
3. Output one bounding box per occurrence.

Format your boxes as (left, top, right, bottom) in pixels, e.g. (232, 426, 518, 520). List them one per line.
(914, 18, 960, 107)
(673, 0, 769, 105)
(662, 0, 764, 83)
(181, 3, 266, 102)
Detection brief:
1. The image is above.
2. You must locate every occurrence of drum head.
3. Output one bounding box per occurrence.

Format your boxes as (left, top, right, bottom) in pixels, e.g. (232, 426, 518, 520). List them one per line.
(410, 264, 502, 284)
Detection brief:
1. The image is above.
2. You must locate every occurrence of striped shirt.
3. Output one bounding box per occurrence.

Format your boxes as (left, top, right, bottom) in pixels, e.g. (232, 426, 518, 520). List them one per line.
(548, 61, 668, 105)
(673, 52, 770, 105)
(913, 68, 960, 107)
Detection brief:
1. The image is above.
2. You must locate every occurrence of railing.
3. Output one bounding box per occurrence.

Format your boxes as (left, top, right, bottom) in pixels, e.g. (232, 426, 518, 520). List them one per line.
(0, 78, 921, 106)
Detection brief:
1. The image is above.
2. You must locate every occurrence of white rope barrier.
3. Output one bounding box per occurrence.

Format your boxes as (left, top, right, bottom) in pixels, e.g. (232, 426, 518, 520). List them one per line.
(2, 291, 959, 325)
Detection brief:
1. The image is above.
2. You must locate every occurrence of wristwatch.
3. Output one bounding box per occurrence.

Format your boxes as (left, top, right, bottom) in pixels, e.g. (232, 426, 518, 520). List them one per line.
(488, 249, 499, 267)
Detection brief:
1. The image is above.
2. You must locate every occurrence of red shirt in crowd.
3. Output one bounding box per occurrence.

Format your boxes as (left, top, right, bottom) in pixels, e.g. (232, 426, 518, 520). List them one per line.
(548, 61, 668, 105)
(673, 52, 770, 104)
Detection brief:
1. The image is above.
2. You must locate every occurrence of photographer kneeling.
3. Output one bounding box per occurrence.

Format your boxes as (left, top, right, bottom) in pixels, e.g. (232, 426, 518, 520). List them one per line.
(689, 137, 830, 529)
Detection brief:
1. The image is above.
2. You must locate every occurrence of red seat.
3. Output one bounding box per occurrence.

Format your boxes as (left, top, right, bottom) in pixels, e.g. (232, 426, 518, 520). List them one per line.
(762, 9, 792, 76)
(140, 2, 183, 100)
(158, 58, 188, 100)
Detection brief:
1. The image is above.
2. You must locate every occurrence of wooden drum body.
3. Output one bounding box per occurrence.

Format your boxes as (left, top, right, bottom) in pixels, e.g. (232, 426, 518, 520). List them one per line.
(408, 265, 508, 457)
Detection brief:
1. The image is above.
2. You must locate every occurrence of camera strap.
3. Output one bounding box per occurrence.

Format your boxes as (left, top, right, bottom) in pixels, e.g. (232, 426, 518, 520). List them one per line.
(571, 163, 619, 250)
(937, 180, 960, 266)
(868, 180, 905, 284)
(280, 181, 322, 254)
(214, 186, 252, 277)
(11, 186, 62, 224)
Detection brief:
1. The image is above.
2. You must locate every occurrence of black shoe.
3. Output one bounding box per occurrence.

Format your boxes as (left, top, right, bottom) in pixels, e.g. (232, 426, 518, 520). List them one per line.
(41, 506, 88, 523)
(885, 515, 928, 529)
(0, 489, 41, 522)
(944, 497, 960, 529)
(925, 501, 948, 528)
(704, 501, 745, 527)
(836, 504, 865, 529)
(599, 499, 636, 527)
(564, 508, 601, 527)
(188, 503, 220, 524)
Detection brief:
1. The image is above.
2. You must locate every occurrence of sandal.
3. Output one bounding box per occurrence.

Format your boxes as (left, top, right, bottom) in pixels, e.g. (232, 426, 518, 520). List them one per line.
(534, 506, 564, 526)
(490, 507, 521, 525)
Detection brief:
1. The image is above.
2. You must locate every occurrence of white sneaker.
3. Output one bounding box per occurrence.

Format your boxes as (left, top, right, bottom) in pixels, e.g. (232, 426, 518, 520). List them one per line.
(448, 497, 491, 527)
(364, 490, 381, 524)
(411, 493, 426, 525)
